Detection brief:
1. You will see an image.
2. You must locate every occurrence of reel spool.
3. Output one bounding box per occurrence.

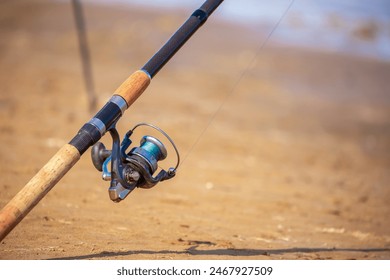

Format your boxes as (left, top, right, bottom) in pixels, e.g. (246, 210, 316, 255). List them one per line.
(91, 123, 180, 202)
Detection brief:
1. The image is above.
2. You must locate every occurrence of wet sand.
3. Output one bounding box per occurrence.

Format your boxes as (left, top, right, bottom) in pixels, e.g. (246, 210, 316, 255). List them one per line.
(0, 1, 389, 259)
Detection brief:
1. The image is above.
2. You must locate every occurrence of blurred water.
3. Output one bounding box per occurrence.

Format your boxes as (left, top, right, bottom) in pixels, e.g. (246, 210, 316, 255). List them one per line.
(85, 0, 390, 61)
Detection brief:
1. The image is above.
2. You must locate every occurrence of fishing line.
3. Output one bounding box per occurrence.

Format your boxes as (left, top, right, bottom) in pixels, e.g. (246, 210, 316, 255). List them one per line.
(180, 0, 296, 165)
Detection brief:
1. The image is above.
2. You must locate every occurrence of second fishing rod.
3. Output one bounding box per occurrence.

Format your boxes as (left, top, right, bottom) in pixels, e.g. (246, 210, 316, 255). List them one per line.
(0, 0, 224, 242)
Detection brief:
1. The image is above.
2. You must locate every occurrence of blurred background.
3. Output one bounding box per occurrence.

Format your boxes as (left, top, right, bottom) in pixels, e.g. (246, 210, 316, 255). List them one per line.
(86, 0, 390, 60)
(0, 0, 389, 259)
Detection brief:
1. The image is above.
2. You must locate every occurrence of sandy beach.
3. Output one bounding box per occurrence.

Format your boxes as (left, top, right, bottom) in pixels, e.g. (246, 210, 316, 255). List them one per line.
(0, 1, 389, 259)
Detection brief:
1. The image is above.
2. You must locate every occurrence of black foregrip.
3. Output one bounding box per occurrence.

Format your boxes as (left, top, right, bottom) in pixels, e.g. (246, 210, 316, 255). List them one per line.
(69, 96, 126, 154)
(69, 123, 101, 155)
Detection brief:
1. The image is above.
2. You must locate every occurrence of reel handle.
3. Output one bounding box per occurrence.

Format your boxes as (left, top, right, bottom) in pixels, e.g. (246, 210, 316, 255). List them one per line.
(91, 142, 111, 171)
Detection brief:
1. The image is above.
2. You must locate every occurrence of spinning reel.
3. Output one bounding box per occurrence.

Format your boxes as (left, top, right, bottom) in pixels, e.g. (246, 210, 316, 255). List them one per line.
(91, 123, 180, 202)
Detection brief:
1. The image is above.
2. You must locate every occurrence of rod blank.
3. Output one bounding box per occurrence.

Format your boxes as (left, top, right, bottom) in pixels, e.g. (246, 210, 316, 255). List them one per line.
(142, 0, 224, 77)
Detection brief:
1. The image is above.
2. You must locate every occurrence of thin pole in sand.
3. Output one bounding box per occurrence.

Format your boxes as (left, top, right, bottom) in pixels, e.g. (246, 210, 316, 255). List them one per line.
(72, 0, 97, 113)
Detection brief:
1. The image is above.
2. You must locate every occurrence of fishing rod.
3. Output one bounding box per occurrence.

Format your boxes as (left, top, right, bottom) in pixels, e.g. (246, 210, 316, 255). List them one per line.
(0, 0, 224, 241)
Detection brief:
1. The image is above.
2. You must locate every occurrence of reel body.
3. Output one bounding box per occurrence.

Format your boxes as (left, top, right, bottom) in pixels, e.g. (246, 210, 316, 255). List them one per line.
(91, 123, 179, 202)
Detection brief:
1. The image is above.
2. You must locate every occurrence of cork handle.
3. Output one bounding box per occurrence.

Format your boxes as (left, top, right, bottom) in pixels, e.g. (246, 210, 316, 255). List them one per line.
(114, 70, 151, 107)
(0, 144, 80, 241)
